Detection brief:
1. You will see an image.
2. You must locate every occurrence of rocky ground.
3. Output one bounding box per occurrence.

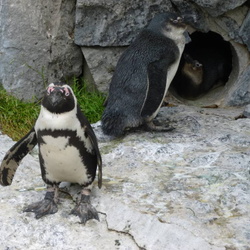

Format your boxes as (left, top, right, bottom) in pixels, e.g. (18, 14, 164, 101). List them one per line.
(0, 104, 249, 250)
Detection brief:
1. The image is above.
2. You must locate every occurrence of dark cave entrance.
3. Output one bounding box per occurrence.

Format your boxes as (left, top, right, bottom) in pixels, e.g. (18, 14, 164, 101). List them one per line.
(170, 31, 233, 104)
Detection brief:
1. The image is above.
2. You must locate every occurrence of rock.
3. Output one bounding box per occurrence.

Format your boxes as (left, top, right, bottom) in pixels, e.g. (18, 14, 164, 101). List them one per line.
(226, 65, 250, 106)
(81, 47, 126, 92)
(243, 104, 250, 117)
(0, 0, 83, 101)
(75, 0, 172, 47)
(1, 105, 250, 249)
(190, 0, 247, 17)
(239, 10, 250, 51)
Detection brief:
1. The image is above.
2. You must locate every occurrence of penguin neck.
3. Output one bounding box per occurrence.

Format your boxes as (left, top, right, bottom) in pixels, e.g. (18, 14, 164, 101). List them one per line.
(162, 27, 186, 47)
(35, 105, 78, 132)
(182, 64, 203, 86)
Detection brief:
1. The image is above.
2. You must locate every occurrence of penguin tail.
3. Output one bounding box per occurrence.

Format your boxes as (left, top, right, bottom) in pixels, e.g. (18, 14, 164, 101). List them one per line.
(101, 110, 127, 137)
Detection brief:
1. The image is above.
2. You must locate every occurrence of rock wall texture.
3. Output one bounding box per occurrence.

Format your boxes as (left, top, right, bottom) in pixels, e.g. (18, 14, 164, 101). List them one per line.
(0, 105, 249, 249)
(0, 0, 83, 100)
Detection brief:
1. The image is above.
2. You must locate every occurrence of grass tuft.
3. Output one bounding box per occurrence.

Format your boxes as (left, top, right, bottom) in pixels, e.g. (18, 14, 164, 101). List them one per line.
(0, 78, 106, 141)
(70, 78, 106, 124)
(0, 88, 40, 141)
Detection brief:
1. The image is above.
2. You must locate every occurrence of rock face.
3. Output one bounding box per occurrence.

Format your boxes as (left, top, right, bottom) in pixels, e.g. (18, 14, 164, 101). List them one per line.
(0, 0, 83, 100)
(75, 0, 172, 46)
(0, 105, 250, 249)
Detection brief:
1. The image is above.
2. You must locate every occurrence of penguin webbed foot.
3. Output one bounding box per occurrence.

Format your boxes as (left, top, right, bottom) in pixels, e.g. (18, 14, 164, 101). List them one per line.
(70, 192, 99, 224)
(24, 190, 58, 219)
(145, 120, 174, 132)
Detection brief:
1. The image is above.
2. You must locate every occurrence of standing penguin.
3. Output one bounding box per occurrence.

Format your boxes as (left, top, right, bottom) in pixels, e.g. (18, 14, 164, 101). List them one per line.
(0, 83, 102, 224)
(102, 12, 188, 137)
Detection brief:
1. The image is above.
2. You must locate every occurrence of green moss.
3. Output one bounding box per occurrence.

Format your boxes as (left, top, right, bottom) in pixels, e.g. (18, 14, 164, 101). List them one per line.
(70, 77, 106, 123)
(0, 78, 106, 141)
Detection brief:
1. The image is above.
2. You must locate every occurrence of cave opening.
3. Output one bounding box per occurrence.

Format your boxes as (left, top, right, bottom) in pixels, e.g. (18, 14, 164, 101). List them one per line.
(170, 31, 233, 105)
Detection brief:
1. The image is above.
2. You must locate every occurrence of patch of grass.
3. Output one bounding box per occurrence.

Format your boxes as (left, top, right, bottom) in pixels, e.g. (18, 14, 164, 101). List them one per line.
(0, 87, 40, 141)
(0, 78, 106, 141)
(70, 77, 106, 123)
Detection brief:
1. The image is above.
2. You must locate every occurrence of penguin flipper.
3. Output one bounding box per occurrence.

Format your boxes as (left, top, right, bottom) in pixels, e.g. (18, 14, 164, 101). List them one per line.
(77, 106, 102, 189)
(0, 128, 37, 186)
(87, 128, 102, 189)
(141, 59, 168, 118)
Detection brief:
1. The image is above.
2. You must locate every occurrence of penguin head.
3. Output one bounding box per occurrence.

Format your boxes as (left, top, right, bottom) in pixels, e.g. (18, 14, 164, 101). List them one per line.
(147, 12, 187, 38)
(42, 82, 76, 114)
(184, 54, 203, 70)
(183, 54, 203, 85)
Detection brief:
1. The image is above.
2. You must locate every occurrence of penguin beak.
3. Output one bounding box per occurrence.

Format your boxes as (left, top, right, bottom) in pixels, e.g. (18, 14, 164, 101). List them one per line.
(47, 88, 65, 107)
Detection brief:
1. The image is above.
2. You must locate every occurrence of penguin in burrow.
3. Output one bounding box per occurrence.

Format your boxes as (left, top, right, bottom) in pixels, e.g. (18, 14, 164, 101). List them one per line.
(170, 53, 204, 99)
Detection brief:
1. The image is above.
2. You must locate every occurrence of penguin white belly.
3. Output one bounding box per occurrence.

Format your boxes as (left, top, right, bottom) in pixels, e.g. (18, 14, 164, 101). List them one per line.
(149, 42, 185, 120)
(40, 136, 91, 185)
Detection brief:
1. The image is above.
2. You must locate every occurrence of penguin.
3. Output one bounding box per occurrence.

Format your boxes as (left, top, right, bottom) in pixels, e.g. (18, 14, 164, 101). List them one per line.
(0, 82, 102, 224)
(172, 31, 232, 100)
(101, 12, 188, 137)
(171, 53, 204, 99)
(172, 46, 231, 100)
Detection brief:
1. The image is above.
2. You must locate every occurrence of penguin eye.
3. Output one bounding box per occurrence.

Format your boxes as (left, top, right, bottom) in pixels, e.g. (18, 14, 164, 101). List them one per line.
(64, 87, 71, 96)
(171, 18, 178, 24)
(177, 17, 183, 22)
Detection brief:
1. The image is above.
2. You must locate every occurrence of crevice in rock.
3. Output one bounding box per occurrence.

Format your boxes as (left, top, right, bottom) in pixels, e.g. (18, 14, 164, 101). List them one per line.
(100, 211, 146, 250)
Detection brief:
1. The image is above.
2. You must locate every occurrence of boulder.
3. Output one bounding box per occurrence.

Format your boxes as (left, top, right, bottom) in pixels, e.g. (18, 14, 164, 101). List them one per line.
(227, 65, 250, 106)
(75, 0, 172, 47)
(0, 105, 249, 249)
(81, 47, 125, 92)
(190, 0, 247, 17)
(0, 0, 83, 101)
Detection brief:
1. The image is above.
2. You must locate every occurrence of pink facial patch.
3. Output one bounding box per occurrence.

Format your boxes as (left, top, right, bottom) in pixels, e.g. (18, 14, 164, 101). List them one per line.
(64, 87, 70, 96)
(47, 86, 54, 95)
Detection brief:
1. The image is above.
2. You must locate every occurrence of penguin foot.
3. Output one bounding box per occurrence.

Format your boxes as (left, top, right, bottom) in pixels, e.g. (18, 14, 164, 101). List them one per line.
(70, 193, 99, 224)
(145, 120, 175, 132)
(24, 190, 58, 219)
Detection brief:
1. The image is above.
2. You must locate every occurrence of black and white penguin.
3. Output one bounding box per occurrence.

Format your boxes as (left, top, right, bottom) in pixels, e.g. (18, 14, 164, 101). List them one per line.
(172, 31, 232, 100)
(0, 83, 102, 224)
(102, 12, 188, 137)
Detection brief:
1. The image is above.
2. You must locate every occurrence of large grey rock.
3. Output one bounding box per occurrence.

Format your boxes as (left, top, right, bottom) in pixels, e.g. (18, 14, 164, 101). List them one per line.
(191, 0, 247, 16)
(0, 0, 83, 101)
(81, 47, 126, 92)
(239, 10, 250, 51)
(75, 0, 173, 46)
(243, 104, 250, 117)
(226, 65, 250, 106)
(0, 105, 249, 249)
